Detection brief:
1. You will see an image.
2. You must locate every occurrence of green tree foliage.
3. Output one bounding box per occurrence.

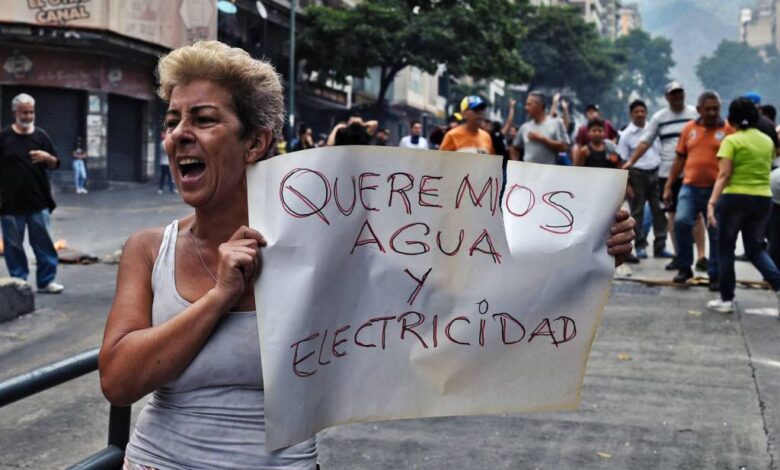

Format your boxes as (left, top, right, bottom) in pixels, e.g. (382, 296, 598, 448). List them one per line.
(298, 0, 532, 107)
(518, 6, 623, 107)
(614, 29, 675, 103)
(696, 40, 775, 103)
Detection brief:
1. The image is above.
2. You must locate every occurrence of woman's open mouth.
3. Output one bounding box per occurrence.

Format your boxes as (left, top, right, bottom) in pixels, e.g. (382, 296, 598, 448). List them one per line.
(178, 157, 206, 182)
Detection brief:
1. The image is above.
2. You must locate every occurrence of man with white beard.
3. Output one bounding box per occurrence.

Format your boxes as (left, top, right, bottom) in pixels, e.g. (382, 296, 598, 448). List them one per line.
(0, 93, 64, 293)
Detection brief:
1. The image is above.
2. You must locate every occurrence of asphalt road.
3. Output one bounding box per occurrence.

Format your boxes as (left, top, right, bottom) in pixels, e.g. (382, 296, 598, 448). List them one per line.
(0, 183, 778, 469)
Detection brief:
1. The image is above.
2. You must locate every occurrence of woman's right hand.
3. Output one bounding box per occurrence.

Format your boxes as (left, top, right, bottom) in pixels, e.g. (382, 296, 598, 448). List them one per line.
(214, 226, 266, 305)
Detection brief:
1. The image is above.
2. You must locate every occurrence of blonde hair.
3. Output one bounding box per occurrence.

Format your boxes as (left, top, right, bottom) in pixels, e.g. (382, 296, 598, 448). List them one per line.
(156, 41, 284, 140)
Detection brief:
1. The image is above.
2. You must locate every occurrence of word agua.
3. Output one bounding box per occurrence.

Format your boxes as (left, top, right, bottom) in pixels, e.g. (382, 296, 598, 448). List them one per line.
(289, 299, 577, 378)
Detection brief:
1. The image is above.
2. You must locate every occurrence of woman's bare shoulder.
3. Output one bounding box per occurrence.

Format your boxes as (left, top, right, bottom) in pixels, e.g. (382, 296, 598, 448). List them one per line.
(123, 226, 167, 268)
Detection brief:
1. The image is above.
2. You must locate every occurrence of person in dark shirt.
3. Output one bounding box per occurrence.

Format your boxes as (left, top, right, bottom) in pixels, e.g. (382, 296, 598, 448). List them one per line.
(574, 104, 618, 149)
(0, 93, 63, 293)
(744, 92, 780, 155)
(326, 114, 378, 146)
(373, 128, 390, 146)
(573, 118, 620, 168)
(288, 124, 314, 153)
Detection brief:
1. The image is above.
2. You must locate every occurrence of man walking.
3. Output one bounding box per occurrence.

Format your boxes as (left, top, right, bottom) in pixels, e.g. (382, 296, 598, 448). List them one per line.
(665, 91, 732, 287)
(510, 92, 569, 164)
(623, 81, 699, 265)
(399, 120, 429, 149)
(440, 96, 495, 155)
(618, 99, 666, 260)
(0, 93, 64, 293)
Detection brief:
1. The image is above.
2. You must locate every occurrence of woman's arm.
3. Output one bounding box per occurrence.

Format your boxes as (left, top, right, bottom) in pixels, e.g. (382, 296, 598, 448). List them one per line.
(99, 226, 264, 406)
(707, 158, 734, 228)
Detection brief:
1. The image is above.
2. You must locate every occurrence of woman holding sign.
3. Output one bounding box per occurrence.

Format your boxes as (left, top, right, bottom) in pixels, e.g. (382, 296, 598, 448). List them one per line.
(98, 41, 316, 469)
(98, 41, 635, 469)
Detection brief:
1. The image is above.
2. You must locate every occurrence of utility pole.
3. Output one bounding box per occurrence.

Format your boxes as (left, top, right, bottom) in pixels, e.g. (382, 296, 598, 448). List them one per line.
(288, 0, 296, 141)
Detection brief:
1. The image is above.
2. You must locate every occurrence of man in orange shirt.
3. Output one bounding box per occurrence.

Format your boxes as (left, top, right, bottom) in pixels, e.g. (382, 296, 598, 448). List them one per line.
(665, 91, 733, 286)
(440, 95, 495, 155)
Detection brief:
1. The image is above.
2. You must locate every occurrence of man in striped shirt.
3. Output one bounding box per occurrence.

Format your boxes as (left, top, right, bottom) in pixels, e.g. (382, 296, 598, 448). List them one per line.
(623, 81, 699, 269)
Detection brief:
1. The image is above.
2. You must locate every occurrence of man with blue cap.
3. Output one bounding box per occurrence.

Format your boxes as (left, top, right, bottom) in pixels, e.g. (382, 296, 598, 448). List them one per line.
(440, 95, 495, 154)
(744, 91, 780, 155)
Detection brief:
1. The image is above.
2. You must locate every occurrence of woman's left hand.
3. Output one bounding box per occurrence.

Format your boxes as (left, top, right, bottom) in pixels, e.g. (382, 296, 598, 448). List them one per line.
(607, 209, 636, 267)
(707, 203, 717, 229)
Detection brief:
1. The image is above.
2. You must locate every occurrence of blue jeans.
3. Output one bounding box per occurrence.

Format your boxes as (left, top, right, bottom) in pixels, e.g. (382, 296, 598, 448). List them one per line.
(0, 209, 58, 288)
(717, 194, 780, 301)
(674, 185, 718, 277)
(73, 159, 87, 191)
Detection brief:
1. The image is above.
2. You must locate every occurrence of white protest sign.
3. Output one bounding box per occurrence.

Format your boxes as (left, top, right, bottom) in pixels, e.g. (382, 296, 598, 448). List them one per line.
(248, 146, 626, 451)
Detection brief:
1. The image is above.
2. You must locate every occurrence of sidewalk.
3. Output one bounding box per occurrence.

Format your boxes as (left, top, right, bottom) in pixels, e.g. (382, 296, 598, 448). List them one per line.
(0, 185, 778, 469)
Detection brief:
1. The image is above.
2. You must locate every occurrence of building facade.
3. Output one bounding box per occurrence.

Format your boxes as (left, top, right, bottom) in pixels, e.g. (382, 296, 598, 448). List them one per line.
(740, 0, 779, 52)
(0, 0, 218, 190)
(531, 0, 637, 40)
(618, 2, 641, 36)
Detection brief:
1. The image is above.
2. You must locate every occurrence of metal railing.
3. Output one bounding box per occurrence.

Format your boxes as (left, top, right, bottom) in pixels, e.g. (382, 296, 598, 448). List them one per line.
(0, 347, 130, 470)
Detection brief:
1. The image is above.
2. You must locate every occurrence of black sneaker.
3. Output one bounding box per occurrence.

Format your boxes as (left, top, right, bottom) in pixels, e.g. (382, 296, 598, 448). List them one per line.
(623, 253, 640, 264)
(665, 257, 680, 271)
(673, 268, 693, 284)
(695, 257, 708, 272)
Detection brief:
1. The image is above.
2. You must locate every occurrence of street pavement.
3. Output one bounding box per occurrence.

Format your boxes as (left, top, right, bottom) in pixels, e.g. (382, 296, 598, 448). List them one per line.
(0, 183, 778, 469)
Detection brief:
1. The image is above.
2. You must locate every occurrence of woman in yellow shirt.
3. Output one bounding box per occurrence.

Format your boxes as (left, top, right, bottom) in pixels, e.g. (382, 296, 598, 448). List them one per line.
(707, 97, 780, 313)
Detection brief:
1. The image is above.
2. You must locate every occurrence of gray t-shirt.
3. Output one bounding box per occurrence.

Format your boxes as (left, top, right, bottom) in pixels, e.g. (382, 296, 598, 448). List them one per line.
(640, 105, 698, 177)
(513, 117, 570, 165)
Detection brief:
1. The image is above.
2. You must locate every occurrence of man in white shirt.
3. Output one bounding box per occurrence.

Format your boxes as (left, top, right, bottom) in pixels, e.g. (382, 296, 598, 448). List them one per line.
(398, 120, 429, 150)
(623, 81, 699, 266)
(619, 100, 664, 260)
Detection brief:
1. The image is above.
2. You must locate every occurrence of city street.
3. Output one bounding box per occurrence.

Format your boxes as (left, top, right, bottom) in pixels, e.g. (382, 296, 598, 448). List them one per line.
(0, 184, 778, 469)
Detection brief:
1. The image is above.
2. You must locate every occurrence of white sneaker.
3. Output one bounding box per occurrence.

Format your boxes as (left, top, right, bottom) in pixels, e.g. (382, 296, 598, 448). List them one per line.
(81, 188, 88, 194)
(707, 298, 733, 313)
(39, 282, 64, 294)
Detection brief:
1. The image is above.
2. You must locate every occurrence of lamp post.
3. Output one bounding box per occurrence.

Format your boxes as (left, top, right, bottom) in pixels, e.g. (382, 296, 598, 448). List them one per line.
(288, 0, 296, 140)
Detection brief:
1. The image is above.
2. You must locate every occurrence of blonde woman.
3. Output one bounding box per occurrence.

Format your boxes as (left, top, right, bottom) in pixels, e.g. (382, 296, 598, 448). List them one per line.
(98, 41, 317, 469)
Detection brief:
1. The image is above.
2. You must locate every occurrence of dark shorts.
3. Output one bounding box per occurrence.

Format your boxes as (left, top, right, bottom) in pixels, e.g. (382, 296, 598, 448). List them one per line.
(658, 177, 682, 213)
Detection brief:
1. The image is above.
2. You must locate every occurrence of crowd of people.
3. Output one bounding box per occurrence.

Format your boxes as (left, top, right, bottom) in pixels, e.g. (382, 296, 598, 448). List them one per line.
(280, 80, 780, 315)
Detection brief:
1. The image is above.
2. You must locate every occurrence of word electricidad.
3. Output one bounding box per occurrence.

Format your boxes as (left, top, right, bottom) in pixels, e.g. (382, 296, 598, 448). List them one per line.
(289, 299, 577, 378)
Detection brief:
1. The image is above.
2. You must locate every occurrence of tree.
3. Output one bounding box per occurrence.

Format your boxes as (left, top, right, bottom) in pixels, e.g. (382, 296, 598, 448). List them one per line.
(517, 6, 623, 108)
(696, 40, 765, 102)
(614, 29, 675, 104)
(298, 0, 533, 108)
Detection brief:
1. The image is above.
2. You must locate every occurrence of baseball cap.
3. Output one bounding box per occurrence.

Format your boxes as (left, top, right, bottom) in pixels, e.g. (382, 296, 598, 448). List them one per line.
(665, 81, 684, 94)
(460, 95, 487, 112)
(585, 104, 600, 112)
(744, 91, 762, 105)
